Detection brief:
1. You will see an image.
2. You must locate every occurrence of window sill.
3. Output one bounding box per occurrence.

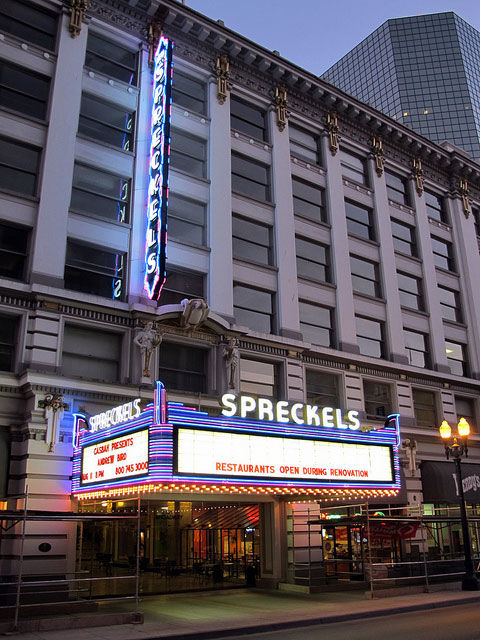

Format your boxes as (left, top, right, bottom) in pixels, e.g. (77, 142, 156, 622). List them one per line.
(231, 190, 274, 208)
(76, 132, 135, 156)
(434, 265, 458, 277)
(347, 233, 379, 247)
(442, 318, 468, 329)
(388, 199, 415, 213)
(231, 129, 271, 150)
(428, 217, 452, 231)
(400, 305, 429, 318)
(170, 166, 211, 185)
(0, 188, 39, 204)
(393, 250, 422, 263)
(169, 238, 210, 252)
(291, 156, 325, 174)
(233, 257, 278, 272)
(0, 105, 48, 128)
(172, 103, 209, 122)
(294, 214, 330, 229)
(352, 291, 385, 304)
(69, 209, 132, 229)
(84, 66, 139, 92)
(342, 178, 372, 196)
(297, 276, 335, 289)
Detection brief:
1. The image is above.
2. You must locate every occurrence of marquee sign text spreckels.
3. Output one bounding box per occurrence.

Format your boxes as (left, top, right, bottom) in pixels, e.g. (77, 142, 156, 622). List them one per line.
(221, 394, 360, 430)
(144, 36, 173, 301)
(89, 399, 141, 432)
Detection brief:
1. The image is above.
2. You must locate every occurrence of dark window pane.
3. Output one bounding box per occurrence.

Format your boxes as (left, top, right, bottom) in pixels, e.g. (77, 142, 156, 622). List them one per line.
(0, 0, 57, 51)
(231, 153, 270, 201)
(65, 241, 125, 300)
(62, 325, 121, 382)
(240, 359, 277, 397)
(306, 370, 339, 406)
(231, 97, 266, 141)
(340, 149, 368, 185)
(233, 216, 272, 265)
(345, 201, 374, 240)
(168, 194, 206, 246)
(292, 177, 325, 222)
(289, 125, 321, 165)
(413, 389, 436, 427)
(0, 137, 39, 197)
(438, 285, 462, 322)
(391, 219, 417, 256)
(0, 223, 28, 280)
(85, 33, 137, 85)
(70, 164, 130, 223)
(160, 269, 204, 305)
(158, 343, 206, 392)
(356, 316, 384, 358)
(171, 131, 206, 179)
(350, 255, 381, 297)
(299, 301, 333, 346)
(172, 72, 206, 114)
(363, 381, 391, 419)
(295, 237, 329, 282)
(404, 329, 428, 367)
(79, 94, 134, 151)
(234, 284, 273, 334)
(0, 314, 16, 371)
(0, 60, 50, 120)
(446, 340, 467, 376)
(386, 170, 409, 205)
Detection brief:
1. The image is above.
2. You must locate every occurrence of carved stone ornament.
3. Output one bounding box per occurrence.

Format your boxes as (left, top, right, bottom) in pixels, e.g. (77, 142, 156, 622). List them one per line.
(326, 112, 339, 156)
(216, 55, 230, 105)
(134, 321, 163, 378)
(274, 85, 288, 132)
(69, 0, 88, 37)
(223, 338, 239, 391)
(401, 438, 417, 477)
(372, 135, 384, 176)
(412, 157, 424, 197)
(180, 298, 209, 331)
(148, 21, 162, 68)
(39, 394, 68, 453)
(459, 178, 471, 218)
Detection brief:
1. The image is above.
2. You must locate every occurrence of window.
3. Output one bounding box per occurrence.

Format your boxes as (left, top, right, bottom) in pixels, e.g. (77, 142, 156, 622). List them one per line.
(0, 60, 50, 120)
(299, 301, 334, 347)
(295, 237, 330, 282)
(172, 72, 206, 114)
(292, 177, 325, 223)
(391, 219, 417, 257)
(472, 207, 480, 236)
(340, 149, 368, 186)
(425, 190, 447, 223)
(356, 316, 385, 358)
(306, 370, 339, 407)
(0, 314, 17, 372)
(168, 193, 206, 246)
(289, 125, 321, 165)
(363, 381, 391, 420)
(85, 32, 137, 85)
(233, 215, 272, 265)
(231, 153, 270, 201)
(350, 255, 381, 297)
(171, 130, 206, 179)
(78, 94, 134, 151)
(404, 329, 429, 367)
(445, 340, 467, 376)
(158, 343, 206, 393)
(0, 137, 39, 197)
(386, 170, 409, 205)
(70, 164, 130, 223)
(397, 272, 424, 310)
(233, 284, 274, 334)
(438, 285, 462, 322)
(0, 223, 28, 281)
(230, 97, 267, 141)
(240, 359, 277, 398)
(160, 269, 204, 306)
(431, 236, 455, 271)
(64, 240, 125, 300)
(62, 325, 121, 382)
(345, 201, 375, 240)
(413, 389, 437, 427)
(0, 0, 57, 51)
(456, 397, 475, 432)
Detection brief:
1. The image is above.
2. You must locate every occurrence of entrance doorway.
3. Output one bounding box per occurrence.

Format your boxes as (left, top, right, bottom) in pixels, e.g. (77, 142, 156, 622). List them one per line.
(77, 500, 260, 596)
(322, 525, 364, 580)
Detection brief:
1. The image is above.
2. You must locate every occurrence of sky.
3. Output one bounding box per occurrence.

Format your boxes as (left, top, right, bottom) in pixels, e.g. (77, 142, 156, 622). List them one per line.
(184, 0, 480, 75)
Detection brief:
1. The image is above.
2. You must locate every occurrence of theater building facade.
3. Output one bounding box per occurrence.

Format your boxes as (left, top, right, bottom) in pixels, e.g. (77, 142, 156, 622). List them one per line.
(1, 0, 480, 592)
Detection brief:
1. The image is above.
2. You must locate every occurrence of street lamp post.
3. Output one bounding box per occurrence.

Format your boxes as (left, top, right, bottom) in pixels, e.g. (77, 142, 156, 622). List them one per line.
(439, 418, 479, 591)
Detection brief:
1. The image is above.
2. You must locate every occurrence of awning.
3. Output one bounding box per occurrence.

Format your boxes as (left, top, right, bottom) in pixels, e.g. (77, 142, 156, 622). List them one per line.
(188, 505, 259, 530)
(421, 461, 480, 504)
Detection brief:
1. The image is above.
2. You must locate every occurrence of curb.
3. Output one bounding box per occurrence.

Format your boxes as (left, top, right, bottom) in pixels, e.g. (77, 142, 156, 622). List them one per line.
(135, 593, 480, 640)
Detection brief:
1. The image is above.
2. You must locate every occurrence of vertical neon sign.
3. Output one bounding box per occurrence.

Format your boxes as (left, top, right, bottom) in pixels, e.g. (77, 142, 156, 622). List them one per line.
(144, 36, 173, 300)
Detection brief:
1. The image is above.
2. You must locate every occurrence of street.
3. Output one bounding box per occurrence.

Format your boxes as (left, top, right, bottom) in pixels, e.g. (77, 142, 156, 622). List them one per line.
(224, 603, 480, 640)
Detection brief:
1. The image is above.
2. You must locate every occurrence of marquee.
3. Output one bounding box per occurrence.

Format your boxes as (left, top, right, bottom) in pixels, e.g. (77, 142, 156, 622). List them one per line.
(71, 383, 402, 499)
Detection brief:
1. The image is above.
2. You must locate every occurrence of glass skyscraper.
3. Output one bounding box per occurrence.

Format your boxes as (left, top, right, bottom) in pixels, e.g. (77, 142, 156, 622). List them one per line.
(323, 12, 480, 159)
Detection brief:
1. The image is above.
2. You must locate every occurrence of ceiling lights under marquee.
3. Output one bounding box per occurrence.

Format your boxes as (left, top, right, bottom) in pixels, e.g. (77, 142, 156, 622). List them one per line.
(71, 383, 402, 500)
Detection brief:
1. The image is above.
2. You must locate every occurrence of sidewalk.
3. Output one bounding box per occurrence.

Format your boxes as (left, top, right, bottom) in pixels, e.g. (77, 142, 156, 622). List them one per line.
(5, 587, 480, 640)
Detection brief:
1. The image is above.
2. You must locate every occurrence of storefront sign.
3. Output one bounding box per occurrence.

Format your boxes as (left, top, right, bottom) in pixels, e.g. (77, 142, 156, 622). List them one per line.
(221, 394, 360, 430)
(144, 36, 173, 301)
(175, 428, 394, 483)
(422, 461, 480, 503)
(81, 428, 149, 486)
(89, 399, 141, 432)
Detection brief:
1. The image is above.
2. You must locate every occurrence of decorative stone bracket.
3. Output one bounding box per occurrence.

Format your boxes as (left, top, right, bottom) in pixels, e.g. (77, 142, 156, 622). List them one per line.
(459, 178, 471, 218)
(412, 157, 424, 197)
(216, 55, 230, 104)
(274, 85, 288, 132)
(68, 0, 88, 38)
(371, 136, 384, 176)
(39, 394, 68, 452)
(326, 112, 339, 156)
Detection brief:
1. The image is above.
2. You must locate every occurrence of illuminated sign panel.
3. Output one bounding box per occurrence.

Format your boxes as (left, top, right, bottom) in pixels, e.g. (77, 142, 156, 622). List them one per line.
(144, 37, 173, 301)
(175, 428, 394, 483)
(89, 399, 141, 432)
(81, 428, 149, 486)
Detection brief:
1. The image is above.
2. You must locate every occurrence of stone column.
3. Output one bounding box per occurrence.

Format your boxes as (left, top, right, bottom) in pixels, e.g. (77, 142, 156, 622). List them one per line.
(259, 500, 286, 587)
(321, 136, 358, 353)
(269, 114, 301, 340)
(30, 13, 88, 286)
(410, 181, 450, 372)
(208, 79, 234, 321)
(369, 159, 408, 363)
